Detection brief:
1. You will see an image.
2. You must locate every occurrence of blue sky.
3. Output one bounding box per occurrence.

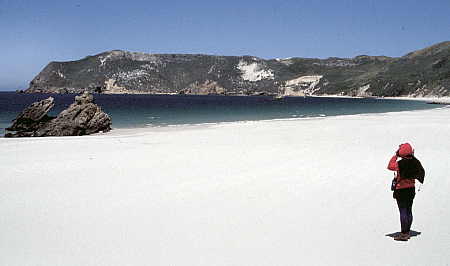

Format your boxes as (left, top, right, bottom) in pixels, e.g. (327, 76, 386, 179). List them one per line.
(0, 0, 449, 90)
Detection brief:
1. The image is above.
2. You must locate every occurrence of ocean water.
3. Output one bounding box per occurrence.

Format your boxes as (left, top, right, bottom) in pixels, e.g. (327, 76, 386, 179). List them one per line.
(0, 92, 438, 136)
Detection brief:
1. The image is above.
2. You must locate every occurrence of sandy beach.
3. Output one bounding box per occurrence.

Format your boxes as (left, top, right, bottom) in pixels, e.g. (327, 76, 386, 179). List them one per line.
(1, 106, 449, 266)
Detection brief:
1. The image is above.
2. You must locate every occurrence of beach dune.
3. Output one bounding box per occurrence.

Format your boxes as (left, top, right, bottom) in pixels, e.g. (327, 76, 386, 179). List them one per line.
(1, 107, 449, 266)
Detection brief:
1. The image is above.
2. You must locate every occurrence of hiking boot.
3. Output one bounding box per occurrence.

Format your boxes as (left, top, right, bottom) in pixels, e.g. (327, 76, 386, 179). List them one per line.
(405, 232, 411, 239)
(394, 233, 410, 241)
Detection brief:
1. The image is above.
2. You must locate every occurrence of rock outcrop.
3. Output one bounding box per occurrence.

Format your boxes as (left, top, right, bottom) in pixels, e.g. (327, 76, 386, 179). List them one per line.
(6, 97, 56, 136)
(5, 92, 111, 137)
(25, 41, 450, 97)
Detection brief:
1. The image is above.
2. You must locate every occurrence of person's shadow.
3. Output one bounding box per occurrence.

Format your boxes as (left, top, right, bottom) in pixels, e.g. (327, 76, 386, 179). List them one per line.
(386, 230, 421, 239)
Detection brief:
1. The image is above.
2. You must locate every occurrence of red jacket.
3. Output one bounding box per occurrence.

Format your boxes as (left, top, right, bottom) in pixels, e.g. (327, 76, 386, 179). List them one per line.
(387, 155, 415, 189)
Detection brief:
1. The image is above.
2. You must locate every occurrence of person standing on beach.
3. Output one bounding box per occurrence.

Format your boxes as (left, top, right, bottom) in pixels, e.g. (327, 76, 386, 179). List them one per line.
(387, 143, 425, 241)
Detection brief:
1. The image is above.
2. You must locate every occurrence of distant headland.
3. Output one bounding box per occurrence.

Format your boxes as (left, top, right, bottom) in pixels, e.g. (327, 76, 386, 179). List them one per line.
(24, 41, 450, 98)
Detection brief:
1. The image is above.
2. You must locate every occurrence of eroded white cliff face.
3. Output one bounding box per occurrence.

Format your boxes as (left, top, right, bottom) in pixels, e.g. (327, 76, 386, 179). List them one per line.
(237, 60, 274, 82)
(285, 75, 322, 86)
(283, 75, 323, 95)
(104, 78, 126, 93)
(357, 84, 371, 96)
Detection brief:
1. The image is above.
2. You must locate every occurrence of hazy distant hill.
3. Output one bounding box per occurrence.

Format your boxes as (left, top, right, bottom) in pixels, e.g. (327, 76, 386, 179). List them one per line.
(26, 41, 450, 97)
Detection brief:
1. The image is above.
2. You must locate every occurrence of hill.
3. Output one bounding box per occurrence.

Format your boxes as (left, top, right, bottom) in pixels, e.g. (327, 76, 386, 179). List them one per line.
(26, 42, 450, 97)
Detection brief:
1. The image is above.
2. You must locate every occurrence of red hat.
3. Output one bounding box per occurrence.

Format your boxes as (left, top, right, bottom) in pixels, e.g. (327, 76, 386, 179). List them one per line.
(398, 143, 414, 157)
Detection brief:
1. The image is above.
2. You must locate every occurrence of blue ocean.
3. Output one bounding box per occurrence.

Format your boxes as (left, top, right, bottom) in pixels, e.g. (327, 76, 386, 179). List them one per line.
(0, 92, 438, 136)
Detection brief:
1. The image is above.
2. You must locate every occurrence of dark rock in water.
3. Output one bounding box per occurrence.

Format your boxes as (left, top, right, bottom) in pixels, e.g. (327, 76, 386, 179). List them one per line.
(5, 92, 111, 137)
(36, 92, 111, 136)
(427, 101, 450, 105)
(6, 97, 55, 133)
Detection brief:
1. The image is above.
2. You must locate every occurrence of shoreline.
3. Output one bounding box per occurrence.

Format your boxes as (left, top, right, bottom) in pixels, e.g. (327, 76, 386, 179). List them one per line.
(3, 104, 448, 139)
(2, 90, 450, 102)
(1, 92, 448, 138)
(106, 103, 450, 136)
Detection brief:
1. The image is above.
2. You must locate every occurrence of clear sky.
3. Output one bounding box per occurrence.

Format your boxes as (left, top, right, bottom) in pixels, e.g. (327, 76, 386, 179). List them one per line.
(1, 0, 449, 90)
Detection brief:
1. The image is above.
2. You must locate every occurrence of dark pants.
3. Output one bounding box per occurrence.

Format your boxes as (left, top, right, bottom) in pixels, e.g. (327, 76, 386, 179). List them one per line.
(394, 188, 415, 233)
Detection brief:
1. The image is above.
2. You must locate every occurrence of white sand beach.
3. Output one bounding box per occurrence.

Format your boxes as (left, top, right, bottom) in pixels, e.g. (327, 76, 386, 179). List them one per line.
(1, 106, 449, 266)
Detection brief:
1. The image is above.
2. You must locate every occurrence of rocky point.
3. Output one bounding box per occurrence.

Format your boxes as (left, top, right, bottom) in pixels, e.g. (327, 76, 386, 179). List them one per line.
(5, 92, 112, 137)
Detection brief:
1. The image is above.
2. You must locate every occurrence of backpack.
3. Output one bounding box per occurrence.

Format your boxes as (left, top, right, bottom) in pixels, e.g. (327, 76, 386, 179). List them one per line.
(398, 156, 425, 183)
